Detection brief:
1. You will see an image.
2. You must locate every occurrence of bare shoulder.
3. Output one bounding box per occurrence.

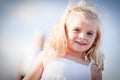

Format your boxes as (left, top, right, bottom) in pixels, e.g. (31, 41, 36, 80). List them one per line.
(91, 64, 102, 80)
(23, 51, 45, 80)
(36, 50, 56, 67)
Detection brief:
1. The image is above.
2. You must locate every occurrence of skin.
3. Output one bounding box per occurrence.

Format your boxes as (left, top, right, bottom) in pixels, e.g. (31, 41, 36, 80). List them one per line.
(23, 52, 56, 80)
(66, 13, 96, 54)
(65, 12, 102, 80)
(23, 54, 44, 80)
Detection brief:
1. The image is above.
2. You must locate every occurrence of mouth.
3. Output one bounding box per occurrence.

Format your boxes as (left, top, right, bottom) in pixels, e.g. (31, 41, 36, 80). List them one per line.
(75, 41, 87, 45)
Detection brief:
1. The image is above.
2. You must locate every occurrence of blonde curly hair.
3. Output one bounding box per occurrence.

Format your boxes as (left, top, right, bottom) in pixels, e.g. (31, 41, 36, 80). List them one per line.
(44, 0, 104, 72)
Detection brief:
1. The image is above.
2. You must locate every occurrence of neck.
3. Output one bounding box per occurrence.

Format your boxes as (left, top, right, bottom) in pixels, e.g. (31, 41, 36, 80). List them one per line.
(61, 47, 89, 65)
(65, 47, 85, 59)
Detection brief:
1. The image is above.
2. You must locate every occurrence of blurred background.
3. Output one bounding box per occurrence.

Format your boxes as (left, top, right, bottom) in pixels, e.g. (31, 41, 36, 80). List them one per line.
(0, 0, 120, 80)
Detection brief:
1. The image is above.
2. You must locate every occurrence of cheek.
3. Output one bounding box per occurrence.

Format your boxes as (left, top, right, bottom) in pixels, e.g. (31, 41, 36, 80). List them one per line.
(67, 31, 76, 40)
(69, 35, 78, 43)
(88, 37, 96, 46)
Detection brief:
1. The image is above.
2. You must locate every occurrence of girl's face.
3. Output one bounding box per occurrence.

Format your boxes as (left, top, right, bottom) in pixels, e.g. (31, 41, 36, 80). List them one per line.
(66, 13, 97, 54)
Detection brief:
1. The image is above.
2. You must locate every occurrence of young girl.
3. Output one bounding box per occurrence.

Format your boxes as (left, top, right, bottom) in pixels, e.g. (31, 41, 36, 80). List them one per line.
(24, 0, 104, 80)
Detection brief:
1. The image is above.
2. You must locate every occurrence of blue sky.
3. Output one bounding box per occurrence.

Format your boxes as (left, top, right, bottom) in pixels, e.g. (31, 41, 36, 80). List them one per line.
(0, 0, 120, 80)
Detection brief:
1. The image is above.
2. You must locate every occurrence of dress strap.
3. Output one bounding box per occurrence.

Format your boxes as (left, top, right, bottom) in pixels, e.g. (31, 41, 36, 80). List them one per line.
(89, 59, 94, 67)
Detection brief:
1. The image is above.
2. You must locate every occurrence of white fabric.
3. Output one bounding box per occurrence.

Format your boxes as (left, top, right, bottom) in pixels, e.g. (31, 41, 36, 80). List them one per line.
(41, 57, 92, 80)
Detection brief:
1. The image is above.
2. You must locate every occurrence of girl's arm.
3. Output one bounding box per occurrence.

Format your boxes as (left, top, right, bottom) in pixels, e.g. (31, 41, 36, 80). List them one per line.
(91, 64, 102, 80)
(23, 54, 44, 80)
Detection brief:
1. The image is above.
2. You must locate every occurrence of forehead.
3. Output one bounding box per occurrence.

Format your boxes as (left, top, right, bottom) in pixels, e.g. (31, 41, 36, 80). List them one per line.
(66, 12, 97, 31)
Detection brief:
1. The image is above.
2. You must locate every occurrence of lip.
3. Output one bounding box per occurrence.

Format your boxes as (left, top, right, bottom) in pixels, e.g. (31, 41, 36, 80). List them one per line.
(75, 41, 87, 45)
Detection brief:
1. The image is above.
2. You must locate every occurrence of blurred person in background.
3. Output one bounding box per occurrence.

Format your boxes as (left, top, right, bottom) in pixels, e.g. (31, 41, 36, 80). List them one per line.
(16, 30, 44, 80)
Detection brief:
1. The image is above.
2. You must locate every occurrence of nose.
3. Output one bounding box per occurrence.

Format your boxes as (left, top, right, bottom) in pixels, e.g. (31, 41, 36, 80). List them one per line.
(79, 32, 87, 40)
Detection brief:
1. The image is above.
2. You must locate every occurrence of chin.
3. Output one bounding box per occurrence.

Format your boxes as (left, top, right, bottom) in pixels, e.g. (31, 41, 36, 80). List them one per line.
(74, 48, 88, 53)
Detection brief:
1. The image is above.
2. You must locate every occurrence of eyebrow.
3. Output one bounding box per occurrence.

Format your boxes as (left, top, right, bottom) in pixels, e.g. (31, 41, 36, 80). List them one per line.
(73, 25, 96, 33)
(88, 30, 96, 34)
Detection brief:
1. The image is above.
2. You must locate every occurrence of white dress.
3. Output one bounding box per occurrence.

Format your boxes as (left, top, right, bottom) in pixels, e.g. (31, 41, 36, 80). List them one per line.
(41, 57, 93, 80)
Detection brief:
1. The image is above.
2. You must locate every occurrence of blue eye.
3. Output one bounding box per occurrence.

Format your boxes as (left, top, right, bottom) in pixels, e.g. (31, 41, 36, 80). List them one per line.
(87, 32, 93, 36)
(74, 29, 80, 32)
